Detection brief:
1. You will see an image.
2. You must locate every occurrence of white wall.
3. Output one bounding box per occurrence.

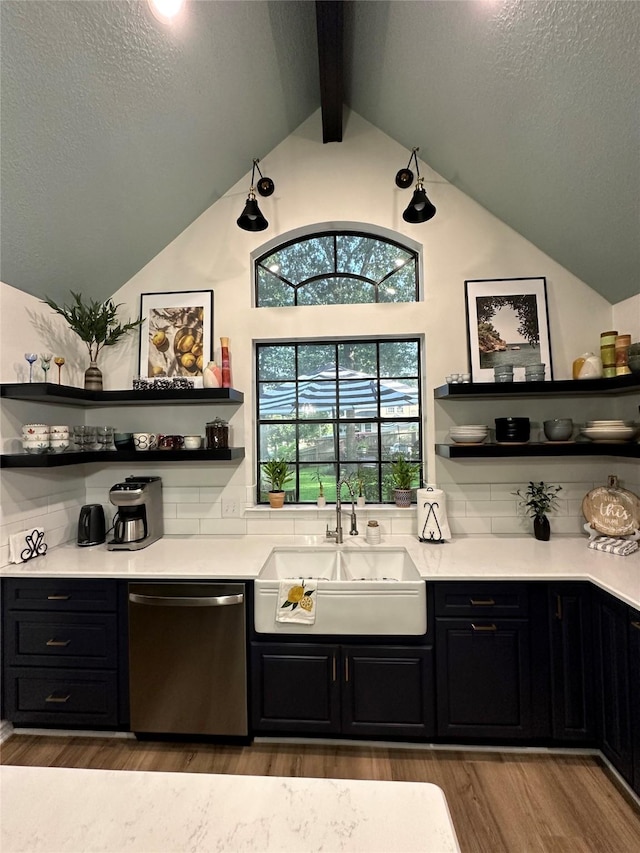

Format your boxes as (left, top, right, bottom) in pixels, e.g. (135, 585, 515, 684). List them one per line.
(1, 110, 637, 560)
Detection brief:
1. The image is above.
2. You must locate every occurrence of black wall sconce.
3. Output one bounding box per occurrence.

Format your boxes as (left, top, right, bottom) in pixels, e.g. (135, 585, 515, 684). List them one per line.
(395, 147, 436, 223)
(237, 159, 275, 232)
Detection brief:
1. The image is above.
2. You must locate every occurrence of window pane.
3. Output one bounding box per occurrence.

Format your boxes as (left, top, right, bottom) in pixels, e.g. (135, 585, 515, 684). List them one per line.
(379, 341, 419, 378)
(381, 423, 420, 460)
(258, 423, 296, 461)
(257, 231, 418, 308)
(299, 423, 337, 461)
(297, 277, 374, 306)
(257, 268, 294, 307)
(256, 338, 422, 504)
(338, 343, 376, 376)
(298, 344, 336, 377)
(258, 346, 296, 381)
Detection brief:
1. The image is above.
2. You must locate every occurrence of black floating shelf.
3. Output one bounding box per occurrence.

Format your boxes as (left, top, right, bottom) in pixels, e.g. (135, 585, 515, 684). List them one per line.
(0, 383, 244, 407)
(434, 375, 640, 400)
(0, 448, 245, 468)
(435, 442, 640, 459)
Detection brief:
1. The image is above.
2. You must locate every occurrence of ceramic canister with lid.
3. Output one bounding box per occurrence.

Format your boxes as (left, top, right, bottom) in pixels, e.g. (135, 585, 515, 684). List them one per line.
(206, 418, 229, 449)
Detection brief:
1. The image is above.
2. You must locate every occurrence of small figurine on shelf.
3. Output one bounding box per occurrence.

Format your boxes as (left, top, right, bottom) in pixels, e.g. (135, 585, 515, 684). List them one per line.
(220, 337, 231, 388)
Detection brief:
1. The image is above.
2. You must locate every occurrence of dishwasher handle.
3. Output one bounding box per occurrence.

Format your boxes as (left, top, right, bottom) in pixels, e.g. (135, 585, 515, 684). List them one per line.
(129, 592, 244, 608)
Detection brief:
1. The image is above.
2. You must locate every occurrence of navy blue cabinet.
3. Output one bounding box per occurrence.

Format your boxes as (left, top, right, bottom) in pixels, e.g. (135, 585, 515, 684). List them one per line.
(251, 642, 435, 738)
(548, 583, 594, 743)
(593, 589, 633, 784)
(628, 608, 640, 796)
(2, 579, 124, 728)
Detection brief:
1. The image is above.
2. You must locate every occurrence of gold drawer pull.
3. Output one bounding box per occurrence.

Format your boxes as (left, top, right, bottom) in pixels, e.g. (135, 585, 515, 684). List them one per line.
(45, 694, 70, 704)
(471, 623, 497, 632)
(631, 621, 640, 631)
(332, 655, 337, 682)
(47, 595, 70, 601)
(469, 598, 495, 606)
(46, 639, 70, 647)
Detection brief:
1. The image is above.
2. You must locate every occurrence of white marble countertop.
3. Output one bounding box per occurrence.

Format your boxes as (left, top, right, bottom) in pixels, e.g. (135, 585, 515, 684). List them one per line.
(1, 534, 638, 608)
(0, 765, 460, 853)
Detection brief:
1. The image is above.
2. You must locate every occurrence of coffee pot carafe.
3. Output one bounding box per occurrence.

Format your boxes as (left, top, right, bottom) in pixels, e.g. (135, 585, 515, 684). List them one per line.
(107, 476, 163, 551)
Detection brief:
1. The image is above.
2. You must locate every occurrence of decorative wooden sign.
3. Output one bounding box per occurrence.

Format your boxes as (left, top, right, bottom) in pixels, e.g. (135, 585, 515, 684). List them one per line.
(582, 477, 640, 536)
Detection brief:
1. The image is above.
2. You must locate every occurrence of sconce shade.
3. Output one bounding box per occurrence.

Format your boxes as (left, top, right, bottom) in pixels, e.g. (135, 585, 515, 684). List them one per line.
(237, 195, 268, 231)
(395, 167, 414, 189)
(402, 184, 436, 223)
(257, 176, 275, 197)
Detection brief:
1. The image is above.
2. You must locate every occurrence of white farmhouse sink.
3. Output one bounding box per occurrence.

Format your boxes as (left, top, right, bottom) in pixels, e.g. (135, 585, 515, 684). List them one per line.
(254, 547, 426, 636)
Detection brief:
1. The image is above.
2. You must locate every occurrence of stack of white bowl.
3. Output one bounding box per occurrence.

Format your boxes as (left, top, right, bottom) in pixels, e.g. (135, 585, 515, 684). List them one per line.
(22, 424, 50, 454)
(580, 420, 638, 443)
(449, 424, 489, 444)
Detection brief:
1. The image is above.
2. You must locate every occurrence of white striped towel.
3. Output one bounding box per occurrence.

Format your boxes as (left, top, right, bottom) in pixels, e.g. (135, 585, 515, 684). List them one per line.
(588, 536, 639, 557)
(9, 527, 47, 563)
(276, 578, 318, 624)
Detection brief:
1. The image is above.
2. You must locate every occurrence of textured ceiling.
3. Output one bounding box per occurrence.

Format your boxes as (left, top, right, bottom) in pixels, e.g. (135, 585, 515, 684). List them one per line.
(1, 0, 638, 306)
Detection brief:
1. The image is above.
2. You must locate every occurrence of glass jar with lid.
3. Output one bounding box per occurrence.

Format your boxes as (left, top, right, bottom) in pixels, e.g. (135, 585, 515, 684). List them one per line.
(206, 418, 229, 449)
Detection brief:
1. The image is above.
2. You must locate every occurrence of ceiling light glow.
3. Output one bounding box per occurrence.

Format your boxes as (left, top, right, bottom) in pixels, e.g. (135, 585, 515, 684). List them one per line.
(148, 0, 185, 24)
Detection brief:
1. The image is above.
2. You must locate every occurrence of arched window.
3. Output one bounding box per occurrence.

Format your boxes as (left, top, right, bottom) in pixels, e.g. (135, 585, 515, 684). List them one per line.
(255, 230, 419, 307)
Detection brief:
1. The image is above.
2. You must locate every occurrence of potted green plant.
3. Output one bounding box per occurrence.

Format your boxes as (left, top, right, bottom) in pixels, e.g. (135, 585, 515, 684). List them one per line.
(390, 454, 421, 507)
(262, 458, 293, 508)
(514, 481, 562, 540)
(42, 291, 143, 391)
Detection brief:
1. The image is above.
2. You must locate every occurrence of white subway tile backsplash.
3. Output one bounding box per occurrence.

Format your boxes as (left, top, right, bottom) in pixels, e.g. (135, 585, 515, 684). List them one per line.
(199, 518, 247, 535)
(246, 518, 295, 536)
(163, 518, 200, 535)
(449, 517, 492, 535)
(163, 487, 201, 504)
(176, 502, 222, 519)
(390, 515, 417, 535)
(466, 500, 517, 518)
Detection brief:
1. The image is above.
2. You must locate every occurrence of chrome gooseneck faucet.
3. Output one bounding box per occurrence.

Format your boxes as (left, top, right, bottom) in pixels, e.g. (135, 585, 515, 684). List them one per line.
(326, 478, 358, 544)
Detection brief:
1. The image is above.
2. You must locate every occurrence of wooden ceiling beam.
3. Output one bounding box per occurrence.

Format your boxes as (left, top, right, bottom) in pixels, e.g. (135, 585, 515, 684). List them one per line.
(315, 0, 343, 143)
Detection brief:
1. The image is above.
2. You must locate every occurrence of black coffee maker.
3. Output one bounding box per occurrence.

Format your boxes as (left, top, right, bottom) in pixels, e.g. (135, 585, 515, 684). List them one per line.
(107, 476, 163, 551)
(77, 504, 106, 547)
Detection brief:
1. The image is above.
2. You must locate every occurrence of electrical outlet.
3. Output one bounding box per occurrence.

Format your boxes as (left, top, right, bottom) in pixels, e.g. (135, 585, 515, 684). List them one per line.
(222, 499, 241, 518)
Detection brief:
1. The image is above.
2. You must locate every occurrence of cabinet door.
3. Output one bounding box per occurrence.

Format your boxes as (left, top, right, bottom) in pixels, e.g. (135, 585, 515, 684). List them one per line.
(251, 642, 340, 734)
(548, 584, 594, 742)
(436, 619, 532, 740)
(593, 591, 633, 784)
(341, 646, 435, 738)
(629, 608, 640, 796)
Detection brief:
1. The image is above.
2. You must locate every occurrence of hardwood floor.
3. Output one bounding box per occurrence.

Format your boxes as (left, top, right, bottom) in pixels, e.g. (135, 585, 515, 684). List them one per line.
(2, 734, 639, 853)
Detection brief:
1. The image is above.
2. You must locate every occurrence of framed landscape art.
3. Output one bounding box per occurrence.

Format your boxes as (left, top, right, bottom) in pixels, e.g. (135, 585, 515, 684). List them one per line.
(464, 277, 553, 383)
(138, 290, 213, 386)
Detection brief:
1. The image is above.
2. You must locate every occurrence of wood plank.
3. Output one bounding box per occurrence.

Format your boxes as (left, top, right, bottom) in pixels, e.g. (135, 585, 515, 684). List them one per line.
(315, 1, 343, 143)
(2, 736, 639, 853)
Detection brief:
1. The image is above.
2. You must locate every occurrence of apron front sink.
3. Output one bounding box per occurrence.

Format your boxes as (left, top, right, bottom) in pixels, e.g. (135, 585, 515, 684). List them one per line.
(254, 547, 426, 635)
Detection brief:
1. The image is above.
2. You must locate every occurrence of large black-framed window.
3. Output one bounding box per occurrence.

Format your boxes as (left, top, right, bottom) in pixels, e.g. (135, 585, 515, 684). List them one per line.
(256, 339, 422, 504)
(255, 231, 419, 307)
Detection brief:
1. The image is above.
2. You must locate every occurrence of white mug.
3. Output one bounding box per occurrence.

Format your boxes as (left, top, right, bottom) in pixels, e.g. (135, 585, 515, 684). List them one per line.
(183, 435, 202, 450)
(133, 432, 157, 451)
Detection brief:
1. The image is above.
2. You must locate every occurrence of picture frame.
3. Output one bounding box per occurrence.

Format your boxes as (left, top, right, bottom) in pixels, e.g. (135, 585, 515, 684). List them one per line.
(138, 290, 213, 387)
(464, 277, 553, 383)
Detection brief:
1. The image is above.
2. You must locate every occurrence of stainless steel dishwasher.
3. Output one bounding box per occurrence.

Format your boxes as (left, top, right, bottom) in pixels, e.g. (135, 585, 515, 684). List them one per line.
(128, 583, 247, 737)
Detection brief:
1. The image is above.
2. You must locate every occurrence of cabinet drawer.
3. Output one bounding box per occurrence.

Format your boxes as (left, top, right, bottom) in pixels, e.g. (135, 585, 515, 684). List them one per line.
(4, 579, 117, 612)
(5, 612, 118, 668)
(4, 667, 118, 726)
(434, 582, 529, 618)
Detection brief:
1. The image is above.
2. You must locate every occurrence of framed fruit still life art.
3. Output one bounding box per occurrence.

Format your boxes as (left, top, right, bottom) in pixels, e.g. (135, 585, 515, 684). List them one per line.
(138, 290, 213, 386)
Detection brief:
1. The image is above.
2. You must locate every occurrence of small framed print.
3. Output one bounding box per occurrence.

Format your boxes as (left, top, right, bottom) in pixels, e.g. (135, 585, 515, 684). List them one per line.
(138, 290, 213, 386)
(464, 277, 553, 383)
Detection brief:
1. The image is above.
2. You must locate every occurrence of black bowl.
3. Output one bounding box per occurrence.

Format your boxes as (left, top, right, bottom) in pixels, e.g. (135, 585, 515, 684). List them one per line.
(495, 417, 530, 443)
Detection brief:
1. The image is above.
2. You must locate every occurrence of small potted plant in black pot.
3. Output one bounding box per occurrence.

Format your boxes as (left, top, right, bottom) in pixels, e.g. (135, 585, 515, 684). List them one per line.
(515, 481, 562, 540)
(390, 454, 421, 507)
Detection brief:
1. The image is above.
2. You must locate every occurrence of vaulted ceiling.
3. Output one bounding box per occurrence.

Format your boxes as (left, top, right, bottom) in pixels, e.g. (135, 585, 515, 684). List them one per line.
(1, 1, 638, 307)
